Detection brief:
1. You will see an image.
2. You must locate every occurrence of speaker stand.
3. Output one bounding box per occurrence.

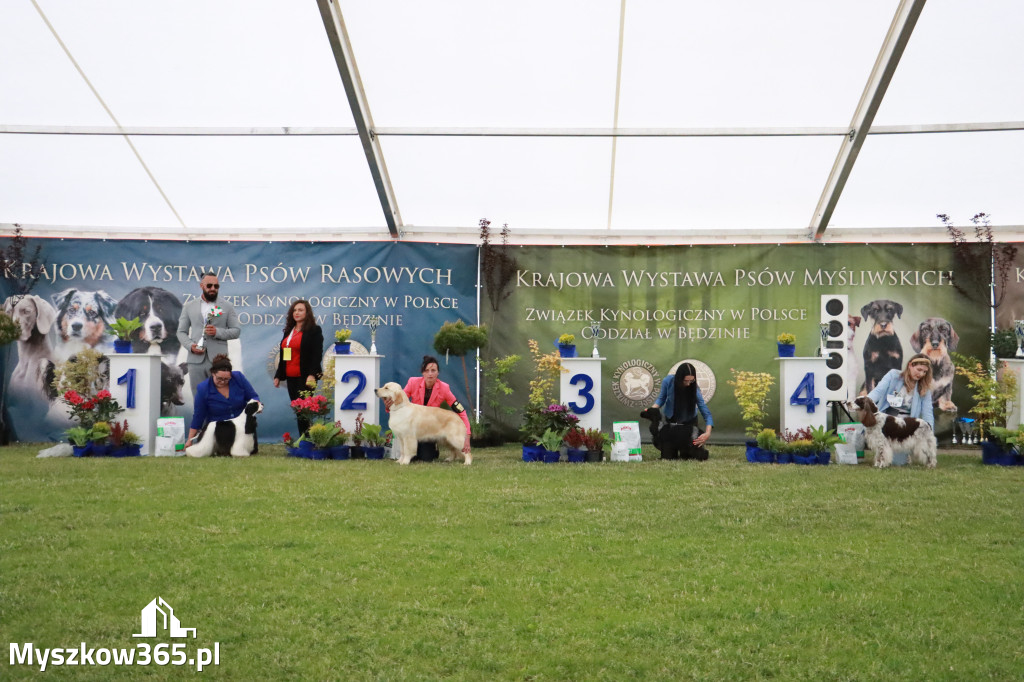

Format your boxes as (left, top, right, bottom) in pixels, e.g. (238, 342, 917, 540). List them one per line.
(829, 400, 854, 429)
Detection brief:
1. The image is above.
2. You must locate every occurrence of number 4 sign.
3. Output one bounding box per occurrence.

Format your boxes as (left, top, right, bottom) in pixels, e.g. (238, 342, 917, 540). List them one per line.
(789, 372, 819, 413)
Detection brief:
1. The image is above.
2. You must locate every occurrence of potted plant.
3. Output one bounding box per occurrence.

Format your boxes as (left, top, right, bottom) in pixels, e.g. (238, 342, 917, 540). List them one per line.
(334, 328, 352, 354)
(582, 427, 606, 462)
(751, 428, 779, 463)
(776, 332, 796, 358)
(808, 425, 841, 465)
(538, 427, 566, 463)
(118, 427, 143, 457)
(350, 412, 365, 458)
(90, 421, 112, 456)
(306, 422, 340, 459)
(66, 426, 93, 457)
(433, 319, 488, 414)
(952, 353, 1018, 442)
(282, 432, 299, 456)
(557, 333, 576, 358)
(328, 423, 350, 460)
(110, 316, 143, 353)
(359, 423, 387, 459)
(729, 369, 775, 445)
(984, 425, 1024, 466)
(564, 425, 587, 463)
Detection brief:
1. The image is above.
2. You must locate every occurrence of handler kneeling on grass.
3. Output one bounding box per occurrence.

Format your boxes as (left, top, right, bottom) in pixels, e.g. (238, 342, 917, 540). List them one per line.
(651, 361, 713, 460)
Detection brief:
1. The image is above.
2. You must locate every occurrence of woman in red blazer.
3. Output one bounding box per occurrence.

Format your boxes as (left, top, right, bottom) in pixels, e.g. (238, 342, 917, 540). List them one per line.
(401, 355, 471, 461)
(273, 300, 324, 435)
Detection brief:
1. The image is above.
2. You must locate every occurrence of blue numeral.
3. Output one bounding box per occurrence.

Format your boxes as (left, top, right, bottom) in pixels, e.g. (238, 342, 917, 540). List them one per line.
(117, 369, 137, 409)
(339, 370, 368, 410)
(568, 373, 595, 414)
(789, 372, 819, 413)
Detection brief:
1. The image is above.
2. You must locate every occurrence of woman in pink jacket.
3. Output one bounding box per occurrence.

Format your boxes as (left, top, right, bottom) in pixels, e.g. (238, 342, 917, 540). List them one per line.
(401, 355, 471, 462)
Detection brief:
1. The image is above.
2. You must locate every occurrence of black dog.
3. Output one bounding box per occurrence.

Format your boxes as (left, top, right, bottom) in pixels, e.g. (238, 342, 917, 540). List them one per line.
(860, 299, 904, 394)
(639, 406, 708, 461)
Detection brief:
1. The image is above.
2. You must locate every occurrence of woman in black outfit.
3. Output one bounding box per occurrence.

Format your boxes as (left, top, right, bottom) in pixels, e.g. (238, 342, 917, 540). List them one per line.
(273, 299, 324, 435)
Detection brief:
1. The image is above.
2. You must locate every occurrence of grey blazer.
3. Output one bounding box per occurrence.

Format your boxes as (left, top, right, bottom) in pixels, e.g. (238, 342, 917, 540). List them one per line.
(176, 297, 241, 366)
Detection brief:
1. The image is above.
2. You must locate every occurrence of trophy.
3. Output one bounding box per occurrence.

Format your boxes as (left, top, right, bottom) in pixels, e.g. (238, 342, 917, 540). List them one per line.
(956, 418, 976, 446)
(1015, 320, 1024, 358)
(368, 314, 380, 354)
(818, 322, 829, 358)
(590, 320, 601, 358)
(196, 306, 223, 350)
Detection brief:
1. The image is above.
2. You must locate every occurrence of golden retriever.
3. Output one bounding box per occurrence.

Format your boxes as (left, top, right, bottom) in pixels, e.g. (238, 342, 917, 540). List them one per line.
(375, 382, 471, 465)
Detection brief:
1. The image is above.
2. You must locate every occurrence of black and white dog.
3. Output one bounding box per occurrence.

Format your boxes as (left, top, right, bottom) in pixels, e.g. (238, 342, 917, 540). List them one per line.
(639, 406, 708, 461)
(114, 287, 186, 415)
(113, 286, 183, 356)
(185, 400, 262, 458)
(849, 396, 936, 469)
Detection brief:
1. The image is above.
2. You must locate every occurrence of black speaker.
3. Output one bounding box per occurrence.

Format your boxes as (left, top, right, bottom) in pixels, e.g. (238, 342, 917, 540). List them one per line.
(820, 294, 850, 402)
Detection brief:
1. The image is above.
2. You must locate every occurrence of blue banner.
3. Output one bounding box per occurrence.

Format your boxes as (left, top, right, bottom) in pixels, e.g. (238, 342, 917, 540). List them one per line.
(1, 240, 478, 443)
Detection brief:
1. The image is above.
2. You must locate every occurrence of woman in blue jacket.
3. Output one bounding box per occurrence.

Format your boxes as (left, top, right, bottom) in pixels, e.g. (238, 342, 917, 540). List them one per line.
(867, 353, 934, 429)
(652, 362, 714, 456)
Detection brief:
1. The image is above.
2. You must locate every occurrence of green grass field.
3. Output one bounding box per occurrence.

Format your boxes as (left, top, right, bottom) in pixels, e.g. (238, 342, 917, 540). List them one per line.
(2, 443, 1022, 681)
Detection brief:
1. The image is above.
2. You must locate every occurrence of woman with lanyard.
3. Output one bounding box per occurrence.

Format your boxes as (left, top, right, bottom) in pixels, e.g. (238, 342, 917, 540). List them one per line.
(651, 361, 713, 460)
(867, 352, 935, 429)
(273, 299, 325, 436)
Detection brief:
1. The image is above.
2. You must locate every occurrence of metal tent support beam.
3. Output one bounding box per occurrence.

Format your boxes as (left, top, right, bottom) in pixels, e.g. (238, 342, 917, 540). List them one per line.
(317, 0, 402, 238)
(810, 0, 928, 241)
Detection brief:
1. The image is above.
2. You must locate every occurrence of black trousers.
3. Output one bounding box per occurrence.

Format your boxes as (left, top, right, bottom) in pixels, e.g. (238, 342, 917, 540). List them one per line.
(666, 418, 709, 460)
(285, 376, 311, 435)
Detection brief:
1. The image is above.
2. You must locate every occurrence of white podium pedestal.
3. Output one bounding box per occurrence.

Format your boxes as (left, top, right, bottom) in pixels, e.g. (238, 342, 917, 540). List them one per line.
(1002, 359, 1024, 430)
(333, 353, 383, 435)
(559, 357, 604, 431)
(108, 353, 161, 455)
(777, 357, 827, 434)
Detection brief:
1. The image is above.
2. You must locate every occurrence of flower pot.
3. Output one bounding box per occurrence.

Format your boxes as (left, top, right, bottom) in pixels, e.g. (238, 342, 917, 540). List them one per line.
(793, 453, 816, 465)
(557, 344, 576, 358)
(364, 445, 385, 460)
(584, 449, 603, 463)
(334, 342, 351, 354)
(90, 443, 110, 456)
(286, 446, 302, 457)
(298, 440, 315, 457)
(816, 451, 831, 465)
(776, 452, 794, 464)
(753, 448, 775, 463)
(522, 444, 543, 462)
(777, 342, 796, 358)
(72, 443, 92, 457)
(981, 440, 1022, 466)
(111, 444, 142, 457)
(542, 449, 561, 463)
(310, 448, 328, 460)
(113, 339, 133, 354)
(566, 447, 586, 463)
(350, 445, 365, 459)
(330, 445, 351, 460)
(745, 441, 758, 463)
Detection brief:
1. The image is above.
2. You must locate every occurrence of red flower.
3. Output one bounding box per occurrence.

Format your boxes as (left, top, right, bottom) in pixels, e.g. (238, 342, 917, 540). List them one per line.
(282, 432, 291, 443)
(64, 390, 83, 406)
(82, 400, 96, 410)
(95, 390, 112, 400)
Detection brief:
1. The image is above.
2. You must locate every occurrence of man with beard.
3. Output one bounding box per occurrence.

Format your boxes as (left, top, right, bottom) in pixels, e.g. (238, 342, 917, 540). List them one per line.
(177, 272, 241, 395)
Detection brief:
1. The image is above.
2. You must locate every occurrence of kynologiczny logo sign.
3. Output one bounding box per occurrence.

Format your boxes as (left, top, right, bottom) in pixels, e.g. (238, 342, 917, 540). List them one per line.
(9, 597, 220, 672)
(612, 359, 661, 408)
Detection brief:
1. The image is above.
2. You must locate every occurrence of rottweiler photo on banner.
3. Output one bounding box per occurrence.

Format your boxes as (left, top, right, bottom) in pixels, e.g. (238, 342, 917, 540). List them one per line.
(481, 243, 992, 441)
(0, 239, 478, 443)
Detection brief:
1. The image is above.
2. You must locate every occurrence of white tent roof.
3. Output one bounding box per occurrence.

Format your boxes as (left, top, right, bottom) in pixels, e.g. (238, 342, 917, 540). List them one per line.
(1, 0, 1021, 243)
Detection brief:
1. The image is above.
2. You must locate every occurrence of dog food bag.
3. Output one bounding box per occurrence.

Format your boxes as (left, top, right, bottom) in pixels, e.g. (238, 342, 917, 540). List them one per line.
(155, 417, 186, 456)
(612, 421, 643, 462)
(835, 422, 865, 464)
